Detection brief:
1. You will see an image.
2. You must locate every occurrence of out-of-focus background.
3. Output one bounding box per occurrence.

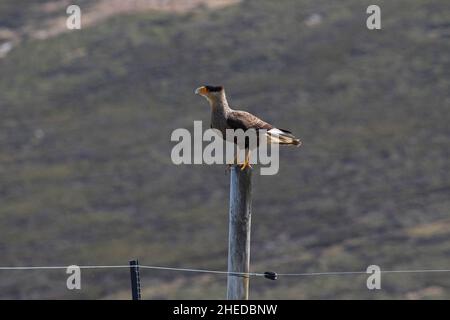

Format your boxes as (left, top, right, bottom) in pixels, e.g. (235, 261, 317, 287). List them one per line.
(0, 0, 449, 299)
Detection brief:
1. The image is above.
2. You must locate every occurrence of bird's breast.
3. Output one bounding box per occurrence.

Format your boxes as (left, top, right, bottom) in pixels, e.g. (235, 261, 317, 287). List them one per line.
(210, 114, 227, 137)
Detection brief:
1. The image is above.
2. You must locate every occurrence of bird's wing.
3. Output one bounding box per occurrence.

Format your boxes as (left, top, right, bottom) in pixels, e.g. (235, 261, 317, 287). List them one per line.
(226, 110, 273, 131)
(227, 110, 301, 146)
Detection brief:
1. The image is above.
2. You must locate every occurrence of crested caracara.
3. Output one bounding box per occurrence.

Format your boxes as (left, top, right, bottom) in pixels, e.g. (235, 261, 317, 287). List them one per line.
(195, 85, 301, 170)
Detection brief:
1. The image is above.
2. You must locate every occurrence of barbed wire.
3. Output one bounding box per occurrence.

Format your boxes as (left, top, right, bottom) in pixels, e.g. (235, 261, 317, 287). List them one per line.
(0, 265, 264, 277)
(1, 264, 450, 280)
(276, 269, 450, 276)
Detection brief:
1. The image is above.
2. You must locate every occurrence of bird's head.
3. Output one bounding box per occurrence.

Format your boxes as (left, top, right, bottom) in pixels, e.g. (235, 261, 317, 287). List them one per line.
(195, 85, 225, 103)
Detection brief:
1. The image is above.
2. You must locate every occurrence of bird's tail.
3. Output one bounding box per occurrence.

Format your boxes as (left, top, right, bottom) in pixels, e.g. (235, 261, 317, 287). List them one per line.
(266, 128, 302, 146)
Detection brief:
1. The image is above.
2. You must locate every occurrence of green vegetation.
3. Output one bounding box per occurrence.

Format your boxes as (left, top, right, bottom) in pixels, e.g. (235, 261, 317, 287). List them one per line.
(0, 0, 449, 299)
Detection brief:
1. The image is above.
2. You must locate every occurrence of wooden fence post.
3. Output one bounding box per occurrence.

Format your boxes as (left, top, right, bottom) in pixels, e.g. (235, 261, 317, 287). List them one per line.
(227, 166, 252, 300)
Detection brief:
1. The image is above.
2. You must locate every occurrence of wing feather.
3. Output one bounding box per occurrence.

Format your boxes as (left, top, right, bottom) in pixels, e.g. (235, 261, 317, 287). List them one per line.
(226, 111, 273, 131)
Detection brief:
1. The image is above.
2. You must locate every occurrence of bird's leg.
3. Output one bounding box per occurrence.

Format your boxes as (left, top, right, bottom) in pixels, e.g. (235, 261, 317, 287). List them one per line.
(240, 149, 252, 170)
(225, 154, 237, 174)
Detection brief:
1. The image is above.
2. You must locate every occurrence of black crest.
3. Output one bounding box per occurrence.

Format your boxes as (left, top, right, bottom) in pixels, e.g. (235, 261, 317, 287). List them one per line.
(205, 85, 224, 92)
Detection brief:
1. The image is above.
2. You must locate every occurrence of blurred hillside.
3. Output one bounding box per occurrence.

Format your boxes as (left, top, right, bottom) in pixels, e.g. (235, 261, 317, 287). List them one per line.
(0, 0, 449, 299)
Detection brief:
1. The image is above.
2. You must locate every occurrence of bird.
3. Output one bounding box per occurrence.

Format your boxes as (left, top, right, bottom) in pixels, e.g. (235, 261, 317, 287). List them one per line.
(195, 85, 301, 170)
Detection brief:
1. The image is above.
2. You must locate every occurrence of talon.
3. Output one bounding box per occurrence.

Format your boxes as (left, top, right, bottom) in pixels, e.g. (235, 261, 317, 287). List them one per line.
(239, 150, 252, 170)
(240, 160, 252, 171)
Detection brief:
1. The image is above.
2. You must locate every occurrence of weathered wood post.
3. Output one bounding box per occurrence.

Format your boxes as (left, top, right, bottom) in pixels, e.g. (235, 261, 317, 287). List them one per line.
(227, 166, 252, 300)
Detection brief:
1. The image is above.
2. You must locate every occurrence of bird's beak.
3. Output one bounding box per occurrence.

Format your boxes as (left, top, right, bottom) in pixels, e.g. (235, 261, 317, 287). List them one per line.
(195, 86, 208, 96)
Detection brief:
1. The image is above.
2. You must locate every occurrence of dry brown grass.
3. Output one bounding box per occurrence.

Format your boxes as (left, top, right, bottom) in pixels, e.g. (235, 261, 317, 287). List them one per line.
(31, 0, 240, 39)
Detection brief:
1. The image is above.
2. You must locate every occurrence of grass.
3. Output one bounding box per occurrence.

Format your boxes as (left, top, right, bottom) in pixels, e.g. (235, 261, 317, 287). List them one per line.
(0, 0, 449, 299)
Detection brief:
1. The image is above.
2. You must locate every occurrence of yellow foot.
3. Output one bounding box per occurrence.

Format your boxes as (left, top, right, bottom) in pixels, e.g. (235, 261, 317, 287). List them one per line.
(240, 160, 252, 171)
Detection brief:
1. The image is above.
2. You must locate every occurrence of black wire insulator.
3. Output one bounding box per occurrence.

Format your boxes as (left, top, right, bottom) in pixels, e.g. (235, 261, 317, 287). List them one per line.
(264, 271, 278, 280)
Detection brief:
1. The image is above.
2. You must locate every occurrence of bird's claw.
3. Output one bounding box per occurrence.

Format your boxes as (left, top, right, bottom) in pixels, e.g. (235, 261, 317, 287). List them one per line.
(240, 160, 252, 171)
